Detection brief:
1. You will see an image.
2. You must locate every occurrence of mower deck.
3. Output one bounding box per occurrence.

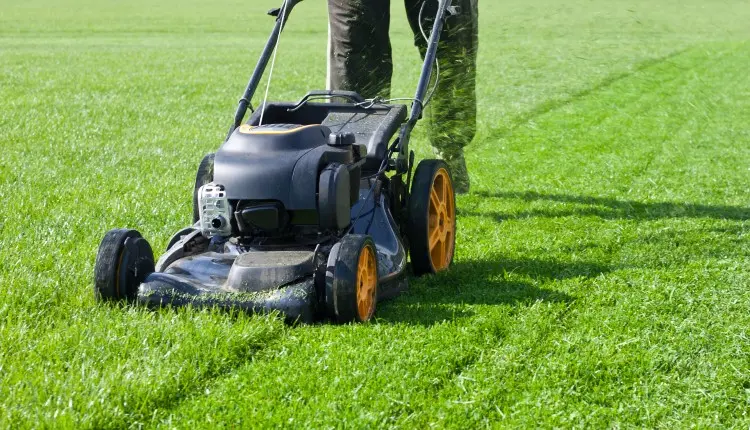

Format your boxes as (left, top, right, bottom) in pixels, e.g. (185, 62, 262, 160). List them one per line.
(138, 270, 319, 323)
(134, 187, 408, 323)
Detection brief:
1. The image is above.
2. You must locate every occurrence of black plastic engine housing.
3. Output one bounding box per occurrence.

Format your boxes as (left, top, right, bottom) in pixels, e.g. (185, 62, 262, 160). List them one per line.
(213, 123, 361, 230)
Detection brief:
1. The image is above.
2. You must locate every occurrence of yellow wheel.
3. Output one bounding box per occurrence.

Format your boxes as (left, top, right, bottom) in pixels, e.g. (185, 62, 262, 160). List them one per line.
(325, 235, 379, 323)
(408, 159, 456, 275)
(356, 244, 378, 321)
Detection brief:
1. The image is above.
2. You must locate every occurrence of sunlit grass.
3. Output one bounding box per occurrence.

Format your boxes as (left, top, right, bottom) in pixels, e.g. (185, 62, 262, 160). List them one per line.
(1, 0, 749, 427)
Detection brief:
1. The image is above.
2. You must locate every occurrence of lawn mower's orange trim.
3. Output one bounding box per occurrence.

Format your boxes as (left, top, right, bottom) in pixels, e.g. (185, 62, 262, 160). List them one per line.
(238, 124, 255, 134)
(427, 168, 454, 271)
(238, 123, 320, 135)
(356, 245, 377, 321)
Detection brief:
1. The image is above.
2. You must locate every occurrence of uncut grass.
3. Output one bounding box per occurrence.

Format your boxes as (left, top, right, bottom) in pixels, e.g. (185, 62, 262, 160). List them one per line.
(1, 0, 750, 427)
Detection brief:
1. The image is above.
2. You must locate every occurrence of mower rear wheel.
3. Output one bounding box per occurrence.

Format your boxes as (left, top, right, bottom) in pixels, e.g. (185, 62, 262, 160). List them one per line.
(94, 229, 155, 302)
(408, 159, 456, 276)
(192, 153, 215, 223)
(326, 235, 379, 323)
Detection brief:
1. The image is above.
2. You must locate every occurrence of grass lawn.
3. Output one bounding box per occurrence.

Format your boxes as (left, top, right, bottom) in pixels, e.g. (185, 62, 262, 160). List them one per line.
(2, 0, 750, 427)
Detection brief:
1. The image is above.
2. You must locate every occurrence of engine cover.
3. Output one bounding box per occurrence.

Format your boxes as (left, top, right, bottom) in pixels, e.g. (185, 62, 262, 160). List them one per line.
(214, 123, 355, 211)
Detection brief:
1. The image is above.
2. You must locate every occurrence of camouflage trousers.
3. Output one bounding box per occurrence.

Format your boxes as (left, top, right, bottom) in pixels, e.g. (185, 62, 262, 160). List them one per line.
(327, 0, 479, 156)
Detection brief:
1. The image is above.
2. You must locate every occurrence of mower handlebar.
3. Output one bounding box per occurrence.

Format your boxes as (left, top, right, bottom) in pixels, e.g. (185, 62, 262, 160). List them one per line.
(229, 0, 305, 138)
(288, 91, 366, 110)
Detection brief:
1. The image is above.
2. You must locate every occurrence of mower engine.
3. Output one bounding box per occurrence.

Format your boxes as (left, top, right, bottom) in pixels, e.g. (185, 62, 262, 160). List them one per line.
(200, 123, 366, 241)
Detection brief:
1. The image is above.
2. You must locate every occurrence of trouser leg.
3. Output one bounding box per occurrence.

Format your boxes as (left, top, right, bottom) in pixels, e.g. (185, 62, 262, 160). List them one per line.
(327, 0, 393, 99)
(404, 0, 479, 156)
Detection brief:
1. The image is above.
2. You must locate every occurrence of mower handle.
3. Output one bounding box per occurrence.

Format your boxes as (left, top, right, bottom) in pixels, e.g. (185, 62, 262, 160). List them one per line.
(227, 0, 456, 176)
(395, 0, 455, 173)
(287, 90, 366, 111)
(228, 0, 304, 139)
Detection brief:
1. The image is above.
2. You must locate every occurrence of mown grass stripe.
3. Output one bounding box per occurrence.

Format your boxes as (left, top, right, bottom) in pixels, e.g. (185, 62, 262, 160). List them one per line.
(2, 0, 749, 428)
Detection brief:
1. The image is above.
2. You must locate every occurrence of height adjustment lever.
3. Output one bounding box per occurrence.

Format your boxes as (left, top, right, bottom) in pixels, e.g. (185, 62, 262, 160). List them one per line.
(267, 8, 280, 17)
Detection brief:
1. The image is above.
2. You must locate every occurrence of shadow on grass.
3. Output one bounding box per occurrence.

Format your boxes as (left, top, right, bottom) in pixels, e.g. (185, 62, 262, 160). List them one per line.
(377, 257, 596, 326)
(463, 190, 750, 221)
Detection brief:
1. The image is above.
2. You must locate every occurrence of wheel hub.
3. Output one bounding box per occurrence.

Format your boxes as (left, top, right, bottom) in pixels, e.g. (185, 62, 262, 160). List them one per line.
(427, 168, 455, 271)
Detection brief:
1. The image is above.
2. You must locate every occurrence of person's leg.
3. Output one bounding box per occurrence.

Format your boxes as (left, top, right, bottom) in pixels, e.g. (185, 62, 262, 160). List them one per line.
(405, 0, 478, 193)
(327, 0, 393, 99)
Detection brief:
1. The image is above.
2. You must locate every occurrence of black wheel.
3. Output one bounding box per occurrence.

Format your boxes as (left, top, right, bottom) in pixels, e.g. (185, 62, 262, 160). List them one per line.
(165, 227, 197, 252)
(192, 153, 215, 223)
(407, 159, 456, 276)
(325, 235, 379, 323)
(94, 229, 155, 302)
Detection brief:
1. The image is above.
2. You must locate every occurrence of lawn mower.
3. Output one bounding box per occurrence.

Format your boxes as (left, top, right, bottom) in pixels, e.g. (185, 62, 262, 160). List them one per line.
(93, 0, 458, 323)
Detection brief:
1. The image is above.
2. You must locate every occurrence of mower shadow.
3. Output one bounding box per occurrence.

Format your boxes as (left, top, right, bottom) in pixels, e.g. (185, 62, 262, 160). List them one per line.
(461, 190, 750, 222)
(376, 257, 594, 326)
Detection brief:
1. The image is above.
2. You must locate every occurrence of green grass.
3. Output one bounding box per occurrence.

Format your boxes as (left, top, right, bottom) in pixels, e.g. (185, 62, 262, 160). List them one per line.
(2, 0, 750, 427)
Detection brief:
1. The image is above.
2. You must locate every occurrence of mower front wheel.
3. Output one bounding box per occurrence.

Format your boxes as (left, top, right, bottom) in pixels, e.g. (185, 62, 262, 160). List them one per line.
(325, 235, 379, 323)
(94, 229, 155, 302)
(408, 159, 456, 276)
